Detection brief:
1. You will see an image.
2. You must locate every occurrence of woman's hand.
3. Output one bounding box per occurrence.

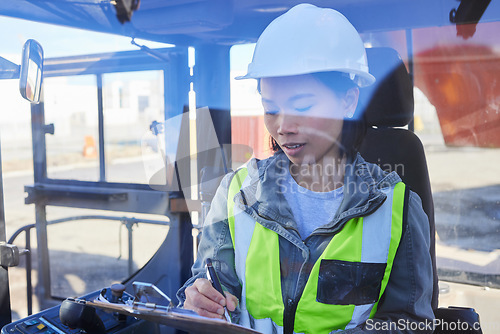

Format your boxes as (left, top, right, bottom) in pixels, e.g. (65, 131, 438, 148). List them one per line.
(184, 278, 238, 320)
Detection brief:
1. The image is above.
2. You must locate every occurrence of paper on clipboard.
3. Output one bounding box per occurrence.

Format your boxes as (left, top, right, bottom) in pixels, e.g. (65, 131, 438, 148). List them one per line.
(89, 282, 261, 334)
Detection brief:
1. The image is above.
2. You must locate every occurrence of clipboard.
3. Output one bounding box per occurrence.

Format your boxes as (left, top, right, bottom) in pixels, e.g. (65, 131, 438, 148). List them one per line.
(87, 282, 261, 334)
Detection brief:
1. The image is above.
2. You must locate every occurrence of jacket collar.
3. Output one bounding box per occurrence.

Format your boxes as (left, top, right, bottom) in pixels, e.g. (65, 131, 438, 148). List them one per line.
(236, 151, 401, 234)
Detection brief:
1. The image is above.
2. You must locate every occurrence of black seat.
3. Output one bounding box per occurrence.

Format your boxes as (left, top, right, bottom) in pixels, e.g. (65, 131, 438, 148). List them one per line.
(358, 47, 481, 333)
(358, 47, 438, 309)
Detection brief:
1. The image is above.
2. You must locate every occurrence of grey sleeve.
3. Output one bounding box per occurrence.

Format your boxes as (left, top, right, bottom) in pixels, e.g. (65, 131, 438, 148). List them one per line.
(176, 172, 242, 307)
(341, 191, 435, 333)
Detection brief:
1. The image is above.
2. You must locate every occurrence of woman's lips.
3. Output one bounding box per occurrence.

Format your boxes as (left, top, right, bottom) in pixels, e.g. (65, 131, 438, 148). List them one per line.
(282, 143, 305, 156)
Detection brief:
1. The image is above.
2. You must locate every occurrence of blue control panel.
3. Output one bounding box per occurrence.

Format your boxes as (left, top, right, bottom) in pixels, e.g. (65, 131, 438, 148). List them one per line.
(1, 290, 153, 334)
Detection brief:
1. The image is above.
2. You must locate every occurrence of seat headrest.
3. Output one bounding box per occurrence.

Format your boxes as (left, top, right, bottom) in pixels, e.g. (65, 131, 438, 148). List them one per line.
(358, 47, 414, 127)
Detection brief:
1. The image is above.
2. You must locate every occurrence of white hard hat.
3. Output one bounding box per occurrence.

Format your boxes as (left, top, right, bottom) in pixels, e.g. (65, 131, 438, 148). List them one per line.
(236, 3, 375, 87)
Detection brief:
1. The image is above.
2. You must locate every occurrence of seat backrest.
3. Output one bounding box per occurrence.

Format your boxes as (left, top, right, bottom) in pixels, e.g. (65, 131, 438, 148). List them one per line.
(358, 47, 438, 309)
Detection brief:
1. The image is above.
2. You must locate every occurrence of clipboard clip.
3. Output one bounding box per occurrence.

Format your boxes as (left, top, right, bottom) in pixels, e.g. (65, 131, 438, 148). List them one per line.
(131, 282, 174, 312)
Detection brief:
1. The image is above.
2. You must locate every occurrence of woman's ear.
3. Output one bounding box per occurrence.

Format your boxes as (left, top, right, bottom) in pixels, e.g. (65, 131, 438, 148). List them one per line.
(344, 87, 359, 119)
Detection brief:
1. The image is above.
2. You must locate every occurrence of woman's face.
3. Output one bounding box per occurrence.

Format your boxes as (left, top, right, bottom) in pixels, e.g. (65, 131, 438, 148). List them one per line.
(261, 74, 358, 166)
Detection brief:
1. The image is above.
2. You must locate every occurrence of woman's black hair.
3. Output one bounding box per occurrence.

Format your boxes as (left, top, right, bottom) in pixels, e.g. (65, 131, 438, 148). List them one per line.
(260, 71, 367, 160)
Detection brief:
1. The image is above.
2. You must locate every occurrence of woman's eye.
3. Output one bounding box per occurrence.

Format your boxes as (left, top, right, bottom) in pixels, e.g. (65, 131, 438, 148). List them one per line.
(265, 110, 279, 115)
(295, 105, 312, 112)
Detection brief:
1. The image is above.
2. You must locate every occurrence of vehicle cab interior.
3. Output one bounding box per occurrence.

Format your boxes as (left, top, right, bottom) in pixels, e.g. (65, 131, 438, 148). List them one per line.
(0, 0, 499, 333)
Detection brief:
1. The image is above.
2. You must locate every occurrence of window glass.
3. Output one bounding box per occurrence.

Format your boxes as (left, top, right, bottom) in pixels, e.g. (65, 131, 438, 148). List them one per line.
(103, 70, 164, 184)
(413, 22, 500, 288)
(359, 24, 500, 289)
(44, 75, 99, 181)
(47, 207, 169, 297)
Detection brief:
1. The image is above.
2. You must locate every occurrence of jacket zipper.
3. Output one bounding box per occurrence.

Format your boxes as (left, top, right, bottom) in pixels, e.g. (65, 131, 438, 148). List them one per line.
(284, 297, 297, 334)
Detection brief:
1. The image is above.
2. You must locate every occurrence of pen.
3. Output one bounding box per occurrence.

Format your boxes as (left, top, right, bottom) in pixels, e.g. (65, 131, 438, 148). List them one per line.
(206, 258, 232, 323)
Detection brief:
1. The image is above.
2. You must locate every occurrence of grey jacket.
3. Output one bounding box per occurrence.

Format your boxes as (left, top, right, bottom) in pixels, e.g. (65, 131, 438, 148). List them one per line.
(177, 152, 435, 333)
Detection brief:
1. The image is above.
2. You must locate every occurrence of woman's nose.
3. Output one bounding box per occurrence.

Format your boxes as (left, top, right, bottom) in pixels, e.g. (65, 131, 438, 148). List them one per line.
(277, 112, 300, 135)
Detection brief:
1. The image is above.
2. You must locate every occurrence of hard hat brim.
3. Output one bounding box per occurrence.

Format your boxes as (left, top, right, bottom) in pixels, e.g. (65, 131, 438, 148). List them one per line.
(235, 70, 376, 88)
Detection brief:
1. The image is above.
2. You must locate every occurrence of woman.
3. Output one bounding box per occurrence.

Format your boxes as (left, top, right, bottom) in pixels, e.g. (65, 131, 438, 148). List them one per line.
(177, 4, 434, 333)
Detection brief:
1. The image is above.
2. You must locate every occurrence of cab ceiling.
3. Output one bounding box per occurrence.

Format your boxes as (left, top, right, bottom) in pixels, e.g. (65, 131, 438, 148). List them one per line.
(0, 0, 498, 46)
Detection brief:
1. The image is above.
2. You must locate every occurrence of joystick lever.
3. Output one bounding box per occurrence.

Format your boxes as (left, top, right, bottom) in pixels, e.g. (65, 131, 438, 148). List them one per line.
(59, 298, 106, 334)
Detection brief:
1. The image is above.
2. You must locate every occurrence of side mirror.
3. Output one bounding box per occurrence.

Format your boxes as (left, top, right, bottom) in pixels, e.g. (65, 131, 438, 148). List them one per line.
(19, 39, 44, 103)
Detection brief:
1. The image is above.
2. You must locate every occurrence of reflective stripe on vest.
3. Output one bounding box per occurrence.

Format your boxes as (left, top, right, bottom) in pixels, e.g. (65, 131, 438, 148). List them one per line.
(228, 168, 284, 332)
(228, 167, 405, 334)
(228, 167, 248, 249)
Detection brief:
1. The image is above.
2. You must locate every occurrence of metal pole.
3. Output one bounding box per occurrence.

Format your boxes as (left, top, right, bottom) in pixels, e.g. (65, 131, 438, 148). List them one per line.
(127, 221, 134, 276)
(31, 101, 47, 182)
(163, 52, 191, 194)
(0, 133, 12, 327)
(25, 230, 32, 315)
(194, 45, 232, 179)
(35, 204, 50, 304)
(163, 51, 193, 301)
(30, 93, 52, 307)
(406, 29, 415, 132)
(97, 73, 106, 181)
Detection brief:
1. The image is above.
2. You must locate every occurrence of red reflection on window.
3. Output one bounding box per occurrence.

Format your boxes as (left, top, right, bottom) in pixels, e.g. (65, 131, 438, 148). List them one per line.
(415, 44, 500, 148)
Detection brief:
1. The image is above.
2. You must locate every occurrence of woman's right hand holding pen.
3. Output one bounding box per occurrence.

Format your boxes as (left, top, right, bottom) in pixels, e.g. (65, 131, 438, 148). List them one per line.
(184, 278, 238, 320)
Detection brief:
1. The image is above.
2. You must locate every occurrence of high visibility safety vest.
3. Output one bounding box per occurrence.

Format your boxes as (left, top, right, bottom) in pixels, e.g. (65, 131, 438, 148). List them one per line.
(227, 167, 406, 334)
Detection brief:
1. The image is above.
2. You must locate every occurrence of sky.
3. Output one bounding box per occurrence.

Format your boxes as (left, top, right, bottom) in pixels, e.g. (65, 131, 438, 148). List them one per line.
(0, 13, 260, 142)
(0, 15, 254, 71)
(0, 15, 170, 60)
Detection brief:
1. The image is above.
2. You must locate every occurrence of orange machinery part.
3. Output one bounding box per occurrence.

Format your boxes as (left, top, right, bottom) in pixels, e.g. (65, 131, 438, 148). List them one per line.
(414, 44, 500, 148)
